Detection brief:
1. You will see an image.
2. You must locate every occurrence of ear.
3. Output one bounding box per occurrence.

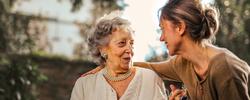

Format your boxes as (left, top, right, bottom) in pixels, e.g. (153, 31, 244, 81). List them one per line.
(99, 46, 108, 54)
(176, 21, 186, 36)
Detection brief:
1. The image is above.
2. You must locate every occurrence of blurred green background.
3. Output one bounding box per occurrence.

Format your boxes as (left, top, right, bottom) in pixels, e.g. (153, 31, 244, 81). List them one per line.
(0, 0, 249, 100)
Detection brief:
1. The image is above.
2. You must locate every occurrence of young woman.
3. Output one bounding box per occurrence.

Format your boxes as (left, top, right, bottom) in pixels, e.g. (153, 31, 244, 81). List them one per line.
(134, 0, 250, 99)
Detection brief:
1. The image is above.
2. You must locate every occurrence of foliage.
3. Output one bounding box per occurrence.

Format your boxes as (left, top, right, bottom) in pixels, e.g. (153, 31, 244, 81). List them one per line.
(0, 6, 34, 54)
(0, 55, 47, 100)
(70, 0, 126, 12)
(0, 0, 46, 99)
(215, 0, 250, 63)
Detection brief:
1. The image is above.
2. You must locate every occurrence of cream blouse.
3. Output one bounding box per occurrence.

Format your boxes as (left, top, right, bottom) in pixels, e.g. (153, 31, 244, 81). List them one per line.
(70, 67, 167, 100)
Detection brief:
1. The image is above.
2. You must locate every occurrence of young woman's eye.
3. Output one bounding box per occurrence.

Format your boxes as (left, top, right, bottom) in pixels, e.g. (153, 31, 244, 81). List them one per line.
(156, 28, 163, 34)
(130, 42, 134, 46)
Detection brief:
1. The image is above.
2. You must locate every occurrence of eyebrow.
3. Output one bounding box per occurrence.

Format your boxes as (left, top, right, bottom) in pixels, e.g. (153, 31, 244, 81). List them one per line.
(159, 23, 163, 28)
(113, 38, 134, 43)
(113, 40, 122, 43)
(113, 38, 125, 42)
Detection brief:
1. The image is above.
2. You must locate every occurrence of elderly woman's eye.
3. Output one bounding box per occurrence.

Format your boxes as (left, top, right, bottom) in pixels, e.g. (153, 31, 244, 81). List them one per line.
(118, 41, 126, 46)
(130, 42, 134, 48)
(130, 42, 134, 46)
(120, 41, 125, 44)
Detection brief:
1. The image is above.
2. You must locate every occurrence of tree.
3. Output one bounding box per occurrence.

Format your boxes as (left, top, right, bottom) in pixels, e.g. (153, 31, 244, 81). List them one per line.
(0, 0, 47, 99)
(215, 0, 250, 63)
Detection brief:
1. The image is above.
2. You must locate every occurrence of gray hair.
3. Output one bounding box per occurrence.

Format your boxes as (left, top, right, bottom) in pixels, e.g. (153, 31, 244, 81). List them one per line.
(87, 11, 133, 66)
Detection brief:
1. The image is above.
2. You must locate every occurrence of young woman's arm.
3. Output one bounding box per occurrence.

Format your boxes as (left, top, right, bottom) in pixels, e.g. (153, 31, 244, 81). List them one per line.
(134, 56, 182, 81)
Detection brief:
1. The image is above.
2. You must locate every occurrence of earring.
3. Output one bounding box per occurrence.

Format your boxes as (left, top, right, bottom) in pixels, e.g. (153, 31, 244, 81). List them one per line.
(101, 53, 108, 59)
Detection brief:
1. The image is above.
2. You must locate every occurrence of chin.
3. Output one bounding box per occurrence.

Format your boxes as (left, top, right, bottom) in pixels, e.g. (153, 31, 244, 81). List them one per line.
(168, 50, 176, 56)
(121, 64, 130, 70)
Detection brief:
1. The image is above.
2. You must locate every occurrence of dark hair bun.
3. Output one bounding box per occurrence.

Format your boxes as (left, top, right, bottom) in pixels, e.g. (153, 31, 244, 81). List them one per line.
(204, 7, 219, 37)
(160, 0, 219, 42)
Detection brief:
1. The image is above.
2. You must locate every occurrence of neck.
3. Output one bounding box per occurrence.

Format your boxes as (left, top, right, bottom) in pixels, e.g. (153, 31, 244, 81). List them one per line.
(177, 38, 211, 78)
(105, 63, 130, 77)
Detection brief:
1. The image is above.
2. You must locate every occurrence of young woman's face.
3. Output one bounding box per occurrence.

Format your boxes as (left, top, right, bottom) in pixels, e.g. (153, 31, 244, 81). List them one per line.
(160, 19, 182, 56)
(103, 28, 134, 70)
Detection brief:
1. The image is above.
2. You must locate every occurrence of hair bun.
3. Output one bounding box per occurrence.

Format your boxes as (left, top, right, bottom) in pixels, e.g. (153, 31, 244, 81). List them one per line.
(203, 6, 219, 36)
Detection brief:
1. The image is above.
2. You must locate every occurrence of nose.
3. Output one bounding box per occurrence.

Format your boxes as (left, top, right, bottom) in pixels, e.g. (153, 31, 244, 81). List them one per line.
(160, 33, 165, 42)
(125, 44, 133, 55)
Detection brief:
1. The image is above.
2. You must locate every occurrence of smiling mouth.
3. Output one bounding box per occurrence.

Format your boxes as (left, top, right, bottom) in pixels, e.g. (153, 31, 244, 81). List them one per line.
(123, 57, 131, 61)
(164, 42, 168, 46)
(122, 57, 131, 63)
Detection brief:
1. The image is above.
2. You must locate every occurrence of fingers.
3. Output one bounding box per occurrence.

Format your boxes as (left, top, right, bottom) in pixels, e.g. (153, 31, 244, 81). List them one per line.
(81, 66, 103, 77)
(95, 66, 103, 71)
(169, 89, 183, 100)
(169, 84, 187, 100)
(81, 71, 94, 77)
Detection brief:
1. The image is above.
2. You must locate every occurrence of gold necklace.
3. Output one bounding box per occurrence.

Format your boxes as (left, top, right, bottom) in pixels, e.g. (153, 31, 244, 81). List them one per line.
(103, 67, 132, 82)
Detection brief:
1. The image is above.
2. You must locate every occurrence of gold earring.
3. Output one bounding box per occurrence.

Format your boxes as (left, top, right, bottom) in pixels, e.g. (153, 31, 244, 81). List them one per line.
(101, 53, 108, 59)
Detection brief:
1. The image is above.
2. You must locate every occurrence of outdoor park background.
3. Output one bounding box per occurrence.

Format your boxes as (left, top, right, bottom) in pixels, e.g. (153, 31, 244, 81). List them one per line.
(0, 0, 250, 100)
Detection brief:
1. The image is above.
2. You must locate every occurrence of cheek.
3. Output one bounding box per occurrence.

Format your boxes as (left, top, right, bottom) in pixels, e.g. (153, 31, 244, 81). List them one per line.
(109, 48, 124, 58)
(163, 28, 173, 39)
(171, 35, 182, 51)
(163, 31, 172, 42)
(166, 31, 181, 49)
(173, 37, 182, 47)
(166, 28, 178, 41)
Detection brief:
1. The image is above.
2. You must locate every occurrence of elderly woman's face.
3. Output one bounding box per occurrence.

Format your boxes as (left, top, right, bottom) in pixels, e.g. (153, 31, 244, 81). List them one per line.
(104, 28, 134, 70)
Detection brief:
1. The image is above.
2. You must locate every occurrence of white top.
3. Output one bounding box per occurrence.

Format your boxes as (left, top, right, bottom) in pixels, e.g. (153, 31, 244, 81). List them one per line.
(70, 67, 168, 100)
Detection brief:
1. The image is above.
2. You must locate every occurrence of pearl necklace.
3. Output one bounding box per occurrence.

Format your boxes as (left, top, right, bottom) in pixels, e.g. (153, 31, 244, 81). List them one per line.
(103, 67, 132, 82)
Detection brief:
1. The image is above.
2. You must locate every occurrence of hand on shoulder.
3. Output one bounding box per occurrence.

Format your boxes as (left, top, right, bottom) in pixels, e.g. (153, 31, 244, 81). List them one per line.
(81, 66, 103, 77)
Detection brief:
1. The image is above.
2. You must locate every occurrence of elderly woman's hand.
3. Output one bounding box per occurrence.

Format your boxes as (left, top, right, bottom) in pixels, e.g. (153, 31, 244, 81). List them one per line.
(81, 66, 103, 77)
(169, 84, 187, 100)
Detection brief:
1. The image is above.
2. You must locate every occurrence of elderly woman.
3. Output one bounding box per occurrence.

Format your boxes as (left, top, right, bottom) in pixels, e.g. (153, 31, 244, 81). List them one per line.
(70, 12, 167, 100)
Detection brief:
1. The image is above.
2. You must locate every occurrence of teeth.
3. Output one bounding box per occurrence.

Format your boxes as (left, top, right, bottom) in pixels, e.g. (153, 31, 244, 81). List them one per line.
(124, 58, 130, 60)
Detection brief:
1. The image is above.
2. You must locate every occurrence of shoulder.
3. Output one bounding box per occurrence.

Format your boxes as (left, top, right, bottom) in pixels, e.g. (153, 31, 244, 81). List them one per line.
(210, 48, 250, 80)
(75, 72, 100, 87)
(224, 49, 250, 79)
(224, 49, 249, 68)
(71, 71, 101, 100)
(222, 49, 249, 74)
